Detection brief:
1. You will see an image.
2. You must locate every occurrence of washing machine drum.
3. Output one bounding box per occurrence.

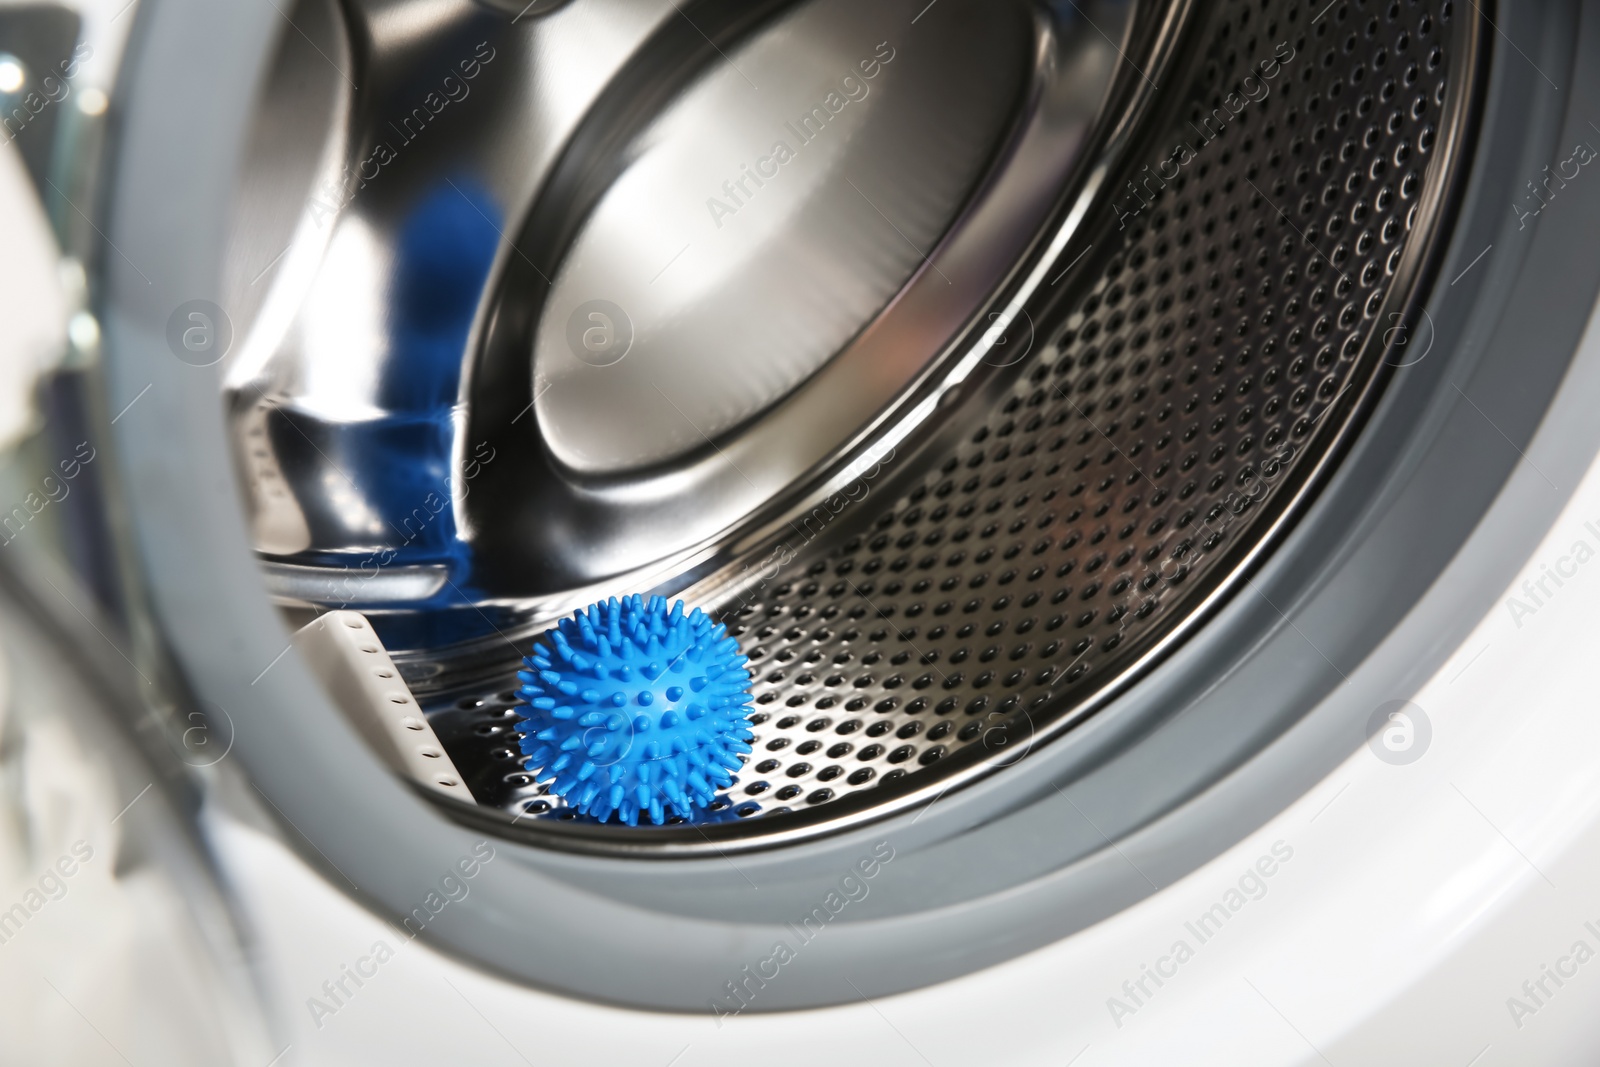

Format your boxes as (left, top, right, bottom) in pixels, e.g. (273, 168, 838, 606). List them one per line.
(103, 0, 1564, 1013)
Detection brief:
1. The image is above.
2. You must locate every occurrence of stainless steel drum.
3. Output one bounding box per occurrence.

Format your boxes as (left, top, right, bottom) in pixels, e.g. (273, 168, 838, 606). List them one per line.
(211, 0, 1479, 846)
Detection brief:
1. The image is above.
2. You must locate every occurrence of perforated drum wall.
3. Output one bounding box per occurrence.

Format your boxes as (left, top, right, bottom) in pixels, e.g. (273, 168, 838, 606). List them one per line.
(431, 0, 1477, 837)
(704, 0, 1466, 816)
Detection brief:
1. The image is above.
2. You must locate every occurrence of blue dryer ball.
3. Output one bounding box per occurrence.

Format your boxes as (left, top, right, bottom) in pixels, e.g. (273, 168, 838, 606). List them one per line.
(514, 595, 755, 826)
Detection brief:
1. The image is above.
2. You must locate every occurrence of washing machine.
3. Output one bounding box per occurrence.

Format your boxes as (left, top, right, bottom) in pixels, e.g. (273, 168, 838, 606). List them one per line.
(3, 0, 1600, 1062)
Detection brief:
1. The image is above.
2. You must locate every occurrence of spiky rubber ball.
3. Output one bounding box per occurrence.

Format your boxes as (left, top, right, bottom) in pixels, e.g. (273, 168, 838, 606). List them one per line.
(514, 595, 755, 826)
